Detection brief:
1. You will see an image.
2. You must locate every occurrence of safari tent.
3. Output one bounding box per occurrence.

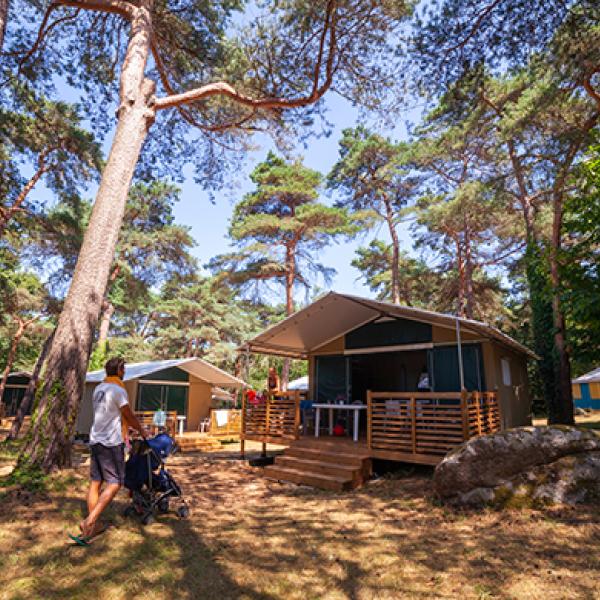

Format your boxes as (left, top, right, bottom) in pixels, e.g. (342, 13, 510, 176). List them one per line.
(76, 358, 245, 435)
(240, 292, 535, 469)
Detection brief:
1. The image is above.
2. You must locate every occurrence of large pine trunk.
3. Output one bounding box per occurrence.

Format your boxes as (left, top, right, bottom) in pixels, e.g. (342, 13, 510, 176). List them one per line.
(525, 241, 558, 417)
(18, 9, 154, 472)
(508, 146, 563, 421)
(548, 194, 574, 424)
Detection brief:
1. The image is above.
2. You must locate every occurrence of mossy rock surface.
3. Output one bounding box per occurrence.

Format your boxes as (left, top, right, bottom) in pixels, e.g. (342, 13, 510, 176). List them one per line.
(434, 426, 600, 507)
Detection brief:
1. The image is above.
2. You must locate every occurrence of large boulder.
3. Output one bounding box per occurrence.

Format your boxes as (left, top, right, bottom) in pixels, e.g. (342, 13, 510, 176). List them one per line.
(434, 426, 600, 507)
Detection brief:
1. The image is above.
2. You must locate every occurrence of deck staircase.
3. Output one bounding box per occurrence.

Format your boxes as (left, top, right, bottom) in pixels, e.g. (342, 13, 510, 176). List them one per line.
(175, 433, 222, 453)
(263, 437, 372, 492)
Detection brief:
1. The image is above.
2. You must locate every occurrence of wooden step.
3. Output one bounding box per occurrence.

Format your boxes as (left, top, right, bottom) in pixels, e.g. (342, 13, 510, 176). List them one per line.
(284, 446, 365, 467)
(276, 455, 360, 480)
(176, 437, 222, 453)
(292, 437, 369, 451)
(263, 465, 352, 492)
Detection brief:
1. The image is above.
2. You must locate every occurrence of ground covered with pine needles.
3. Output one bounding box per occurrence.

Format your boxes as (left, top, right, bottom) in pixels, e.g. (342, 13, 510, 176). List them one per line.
(0, 440, 599, 600)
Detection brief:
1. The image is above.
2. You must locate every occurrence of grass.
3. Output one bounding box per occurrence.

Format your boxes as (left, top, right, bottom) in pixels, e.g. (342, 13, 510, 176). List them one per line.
(533, 412, 600, 431)
(0, 439, 598, 600)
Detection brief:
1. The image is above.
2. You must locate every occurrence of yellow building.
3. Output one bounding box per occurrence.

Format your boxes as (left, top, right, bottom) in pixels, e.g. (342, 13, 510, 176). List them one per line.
(572, 366, 600, 410)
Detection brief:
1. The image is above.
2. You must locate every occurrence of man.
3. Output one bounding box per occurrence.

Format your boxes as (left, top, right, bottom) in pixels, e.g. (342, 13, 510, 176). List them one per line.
(70, 357, 146, 546)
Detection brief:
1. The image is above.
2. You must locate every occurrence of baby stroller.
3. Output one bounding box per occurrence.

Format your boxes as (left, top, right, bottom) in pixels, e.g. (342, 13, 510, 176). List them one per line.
(124, 433, 190, 525)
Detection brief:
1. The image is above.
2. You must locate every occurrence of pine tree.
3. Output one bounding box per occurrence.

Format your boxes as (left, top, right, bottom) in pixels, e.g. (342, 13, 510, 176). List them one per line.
(0, 85, 102, 236)
(6, 0, 409, 472)
(351, 239, 439, 307)
(328, 127, 418, 304)
(210, 151, 364, 386)
(412, 181, 517, 322)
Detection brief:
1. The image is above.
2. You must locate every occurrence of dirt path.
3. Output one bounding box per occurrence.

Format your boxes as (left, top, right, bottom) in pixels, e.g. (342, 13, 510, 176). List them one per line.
(0, 446, 599, 599)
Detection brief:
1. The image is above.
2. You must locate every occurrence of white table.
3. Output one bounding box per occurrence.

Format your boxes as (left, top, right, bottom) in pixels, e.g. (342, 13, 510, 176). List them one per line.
(313, 403, 367, 442)
(176, 415, 186, 436)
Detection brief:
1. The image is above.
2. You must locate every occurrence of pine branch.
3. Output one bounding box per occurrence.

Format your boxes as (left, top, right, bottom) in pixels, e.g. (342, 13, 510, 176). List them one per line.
(154, 1, 338, 114)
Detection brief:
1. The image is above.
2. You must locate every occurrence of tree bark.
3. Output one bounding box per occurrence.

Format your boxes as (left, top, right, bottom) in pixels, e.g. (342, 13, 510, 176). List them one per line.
(0, 0, 8, 52)
(384, 198, 401, 304)
(280, 242, 297, 391)
(506, 139, 559, 416)
(548, 188, 574, 424)
(0, 147, 52, 237)
(19, 5, 155, 472)
(7, 329, 55, 441)
(464, 221, 474, 319)
(455, 235, 466, 317)
(97, 300, 115, 349)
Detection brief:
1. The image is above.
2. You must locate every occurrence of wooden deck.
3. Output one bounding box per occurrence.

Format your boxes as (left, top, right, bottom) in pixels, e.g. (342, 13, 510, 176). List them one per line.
(242, 389, 501, 479)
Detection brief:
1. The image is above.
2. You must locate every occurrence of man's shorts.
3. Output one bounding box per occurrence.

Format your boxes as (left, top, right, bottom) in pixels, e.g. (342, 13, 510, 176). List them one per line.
(90, 443, 125, 485)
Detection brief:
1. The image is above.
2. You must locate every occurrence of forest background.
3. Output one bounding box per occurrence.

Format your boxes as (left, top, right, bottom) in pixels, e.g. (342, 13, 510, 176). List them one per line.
(1, 0, 599, 461)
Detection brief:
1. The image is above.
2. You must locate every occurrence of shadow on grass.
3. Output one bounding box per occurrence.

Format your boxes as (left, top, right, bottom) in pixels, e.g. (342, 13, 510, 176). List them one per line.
(1, 449, 599, 599)
(184, 453, 600, 599)
(11, 492, 278, 600)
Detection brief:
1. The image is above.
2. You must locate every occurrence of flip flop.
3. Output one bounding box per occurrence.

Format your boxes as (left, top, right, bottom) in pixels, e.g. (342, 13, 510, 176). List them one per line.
(68, 533, 91, 547)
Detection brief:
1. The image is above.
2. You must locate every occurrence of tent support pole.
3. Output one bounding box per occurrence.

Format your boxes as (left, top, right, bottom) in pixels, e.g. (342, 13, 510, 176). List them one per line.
(456, 318, 465, 391)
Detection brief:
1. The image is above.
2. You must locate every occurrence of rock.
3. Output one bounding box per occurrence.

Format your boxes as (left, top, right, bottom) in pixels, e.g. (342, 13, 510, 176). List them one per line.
(434, 426, 600, 507)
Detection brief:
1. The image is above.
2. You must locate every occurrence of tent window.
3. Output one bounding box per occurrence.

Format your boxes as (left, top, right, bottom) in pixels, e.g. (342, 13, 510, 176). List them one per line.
(345, 318, 432, 350)
(137, 383, 188, 416)
(315, 355, 349, 403)
(501, 358, 511, 386)
(430, 344, 485, 392)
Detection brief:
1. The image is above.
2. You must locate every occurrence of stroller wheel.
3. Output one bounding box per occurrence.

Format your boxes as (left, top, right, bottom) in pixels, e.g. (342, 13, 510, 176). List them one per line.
(177, 506, 190, 519)
(123, 505, 137, 518)
(158, 498, 170, 513)
(141, 512, 155, 526)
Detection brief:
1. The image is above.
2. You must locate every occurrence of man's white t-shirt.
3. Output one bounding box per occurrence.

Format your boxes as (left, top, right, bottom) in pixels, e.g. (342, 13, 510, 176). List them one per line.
(89, 382, 129, 446)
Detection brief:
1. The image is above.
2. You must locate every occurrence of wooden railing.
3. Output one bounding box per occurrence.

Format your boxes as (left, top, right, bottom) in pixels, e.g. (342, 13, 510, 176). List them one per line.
(241, 391, 303, 445)
(367, 391, 500, 465)
(467, 392, 501, 437)
(209, 409, 242, 437)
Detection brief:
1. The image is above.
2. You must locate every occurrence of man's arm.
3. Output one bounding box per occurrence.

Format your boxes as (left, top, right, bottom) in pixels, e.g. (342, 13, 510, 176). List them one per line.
(120, 404, 147, 438)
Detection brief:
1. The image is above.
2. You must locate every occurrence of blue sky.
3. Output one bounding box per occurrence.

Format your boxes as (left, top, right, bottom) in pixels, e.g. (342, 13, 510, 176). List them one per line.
(173, 91, 421, 300)
(34, 76, 423, 303)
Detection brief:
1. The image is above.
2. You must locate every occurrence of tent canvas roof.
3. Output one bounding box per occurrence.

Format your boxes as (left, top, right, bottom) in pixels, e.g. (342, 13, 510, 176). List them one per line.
(86, 358, 246, 388)
(241, 292, 536, 359)
(573, 366, 600, 384)
(0, 371, 32, 381)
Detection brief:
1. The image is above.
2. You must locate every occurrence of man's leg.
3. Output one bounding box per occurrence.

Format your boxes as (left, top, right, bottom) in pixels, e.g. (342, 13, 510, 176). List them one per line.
(83, 446, 104, 536)
(81, 483, 121, 538)
(87, 480, 102, 514)
(81, 444, 124, 538)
